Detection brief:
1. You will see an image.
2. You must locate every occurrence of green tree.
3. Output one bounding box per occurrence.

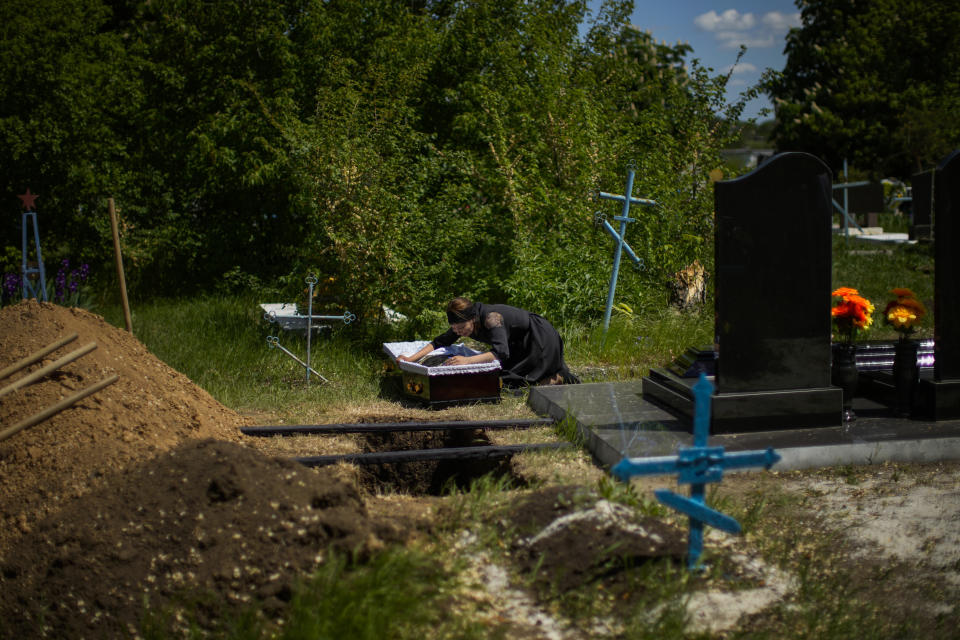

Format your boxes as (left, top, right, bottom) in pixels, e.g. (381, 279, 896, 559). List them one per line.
(766, 0, 960, 178)
(0, 0, 755, 324)
(0, 0, 310, 294)
(0, 0, 142, 272)
(108, 0, 307, 291)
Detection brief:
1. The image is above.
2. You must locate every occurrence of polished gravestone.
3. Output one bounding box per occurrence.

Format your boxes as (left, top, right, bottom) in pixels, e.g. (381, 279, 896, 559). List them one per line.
(917, 150, 960, 419)
(846, 182, 885, 228)
(910, 169, 934, 242)
(643, 152, 841, 432)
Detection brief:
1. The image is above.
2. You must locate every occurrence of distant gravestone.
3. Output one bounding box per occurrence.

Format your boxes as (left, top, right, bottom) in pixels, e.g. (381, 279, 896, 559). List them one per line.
(846, 183, 885, 228)
(918, 150, 960, 419)
(911, 170, 934, 241)
(643, 152, 841, 432)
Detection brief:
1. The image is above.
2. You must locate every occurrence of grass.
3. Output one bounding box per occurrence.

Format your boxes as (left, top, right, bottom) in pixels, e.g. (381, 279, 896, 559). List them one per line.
(79, 236, 945, 639)
(832, 235, 934, 340)
(97, 295, 387, 420)
(141, 547, 492, 640)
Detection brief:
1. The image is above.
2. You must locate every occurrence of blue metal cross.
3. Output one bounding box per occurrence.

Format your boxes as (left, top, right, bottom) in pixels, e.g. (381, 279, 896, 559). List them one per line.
(18, 190, 48, 302)
(597, 165, 656, 333)
(612, 373, 781, 569)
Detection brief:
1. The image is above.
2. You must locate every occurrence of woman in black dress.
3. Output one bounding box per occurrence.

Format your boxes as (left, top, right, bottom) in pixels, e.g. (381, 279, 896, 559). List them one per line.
(397, 297, 579, 386)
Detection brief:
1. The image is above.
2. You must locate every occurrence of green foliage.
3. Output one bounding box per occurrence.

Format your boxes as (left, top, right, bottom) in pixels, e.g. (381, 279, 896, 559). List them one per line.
(766, 0, 960, 178)
(2, 0, 760, 323)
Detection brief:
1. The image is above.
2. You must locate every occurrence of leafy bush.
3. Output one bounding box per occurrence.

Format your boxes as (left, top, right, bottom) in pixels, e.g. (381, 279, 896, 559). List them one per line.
(1, 0, 754, 321)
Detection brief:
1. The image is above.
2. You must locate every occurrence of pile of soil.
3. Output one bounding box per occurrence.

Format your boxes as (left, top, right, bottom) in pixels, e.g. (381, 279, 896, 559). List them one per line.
(508, 485, 687, 593)
(0, 301, 383, 637)
(1, 439, 375, 638)
(0, 301, 246, 554)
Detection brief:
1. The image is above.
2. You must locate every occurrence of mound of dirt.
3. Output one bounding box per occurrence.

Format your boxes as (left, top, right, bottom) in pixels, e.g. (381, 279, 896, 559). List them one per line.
(0, 300, 248, 555)
(0, 301, 389, 637)
(508, 485, 687, 593)
(0, 439, 377, 638)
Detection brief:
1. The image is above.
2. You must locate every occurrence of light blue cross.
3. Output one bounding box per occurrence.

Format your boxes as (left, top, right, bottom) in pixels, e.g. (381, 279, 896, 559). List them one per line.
(597, 166, 656, 333)
(612, 373, 781, 569)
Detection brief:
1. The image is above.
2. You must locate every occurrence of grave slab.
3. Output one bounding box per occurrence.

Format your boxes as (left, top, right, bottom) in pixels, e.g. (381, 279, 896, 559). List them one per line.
(530, 382, 960, 470)
(528, 381, 689, 464)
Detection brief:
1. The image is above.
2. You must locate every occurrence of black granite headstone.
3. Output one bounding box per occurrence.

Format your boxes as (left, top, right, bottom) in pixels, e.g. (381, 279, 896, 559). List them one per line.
(918, 150, 960, 419)
(910, 170, 934, 241)
(643, 152, 842, 432)
(846, 183, 884, 216)
(846, 183, 884, 227)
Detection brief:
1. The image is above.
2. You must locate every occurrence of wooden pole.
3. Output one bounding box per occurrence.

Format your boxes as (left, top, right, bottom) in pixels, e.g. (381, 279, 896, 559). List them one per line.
(109, 198, 132, 333)
(0, 374, 119, 443)
(0, 333, 78, 381)
(0, 342, 97, 400)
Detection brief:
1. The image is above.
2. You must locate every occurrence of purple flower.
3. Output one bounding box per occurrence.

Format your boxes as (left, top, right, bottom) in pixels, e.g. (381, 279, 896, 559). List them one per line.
(2, 273, 20, 298)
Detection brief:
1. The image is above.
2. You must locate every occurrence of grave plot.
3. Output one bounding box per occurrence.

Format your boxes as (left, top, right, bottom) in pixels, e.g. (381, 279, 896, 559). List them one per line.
(0, 300, 391, 638)
(241, 417, 566, 495)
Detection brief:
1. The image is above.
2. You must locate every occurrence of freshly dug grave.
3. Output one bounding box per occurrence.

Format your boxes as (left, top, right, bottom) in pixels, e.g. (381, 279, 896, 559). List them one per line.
(356, 429, 518, 495)
(0, 301, 387, 637)
(0, 300, 247, 556)
(0, 439, 378, 639)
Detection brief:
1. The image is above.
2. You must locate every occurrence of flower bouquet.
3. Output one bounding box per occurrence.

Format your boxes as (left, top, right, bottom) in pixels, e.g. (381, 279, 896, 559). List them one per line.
(831, 287, 874, 343)
(882, 288, 926, 339)
(831, 287, 874, 422)
(882, 288, 926, 417)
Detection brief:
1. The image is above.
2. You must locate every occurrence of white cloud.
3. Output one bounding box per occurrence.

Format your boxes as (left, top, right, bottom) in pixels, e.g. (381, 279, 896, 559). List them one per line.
(695, 8, 800, 49)
(762, 11, 801, 31)
(694, 9, 756, 32)
(723, 61, 758, 75)
(715, 31, 774, 49)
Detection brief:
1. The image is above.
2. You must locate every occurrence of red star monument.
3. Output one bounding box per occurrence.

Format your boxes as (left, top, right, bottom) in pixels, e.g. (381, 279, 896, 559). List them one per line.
(18, 188, 38, 211)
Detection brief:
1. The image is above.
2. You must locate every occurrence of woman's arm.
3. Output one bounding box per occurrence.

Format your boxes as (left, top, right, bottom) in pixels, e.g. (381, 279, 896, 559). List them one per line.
(443, 351, 497, 366)
(396, 343, 436, 362)
(397, 327, 458, 362)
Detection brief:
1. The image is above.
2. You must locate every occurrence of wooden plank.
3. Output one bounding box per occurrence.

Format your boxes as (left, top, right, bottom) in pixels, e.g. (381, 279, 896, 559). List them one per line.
(0, 342, 97, 400)
(0, 333, 78, 381)
(242, 417, 556, 436)
(0, 375, 119, 443)
(295, 442, 571, 466)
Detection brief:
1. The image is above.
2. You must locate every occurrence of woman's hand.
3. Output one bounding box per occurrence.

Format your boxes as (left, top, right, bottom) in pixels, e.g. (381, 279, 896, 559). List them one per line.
(443, 355, 470, 366)
(396, 354, 414, 362)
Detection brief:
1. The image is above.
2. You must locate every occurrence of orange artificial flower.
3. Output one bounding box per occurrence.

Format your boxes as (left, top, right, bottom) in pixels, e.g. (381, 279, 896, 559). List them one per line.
(832, 286, 875, 342)
(831, 286, 859, 298)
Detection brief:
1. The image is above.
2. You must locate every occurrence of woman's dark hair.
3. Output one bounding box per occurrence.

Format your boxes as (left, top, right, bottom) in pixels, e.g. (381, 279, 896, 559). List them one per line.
(446, 297, 476, 324)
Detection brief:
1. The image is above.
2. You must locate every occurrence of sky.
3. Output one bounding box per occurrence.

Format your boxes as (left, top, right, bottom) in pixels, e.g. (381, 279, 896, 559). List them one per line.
(586, 1, 803, 121)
